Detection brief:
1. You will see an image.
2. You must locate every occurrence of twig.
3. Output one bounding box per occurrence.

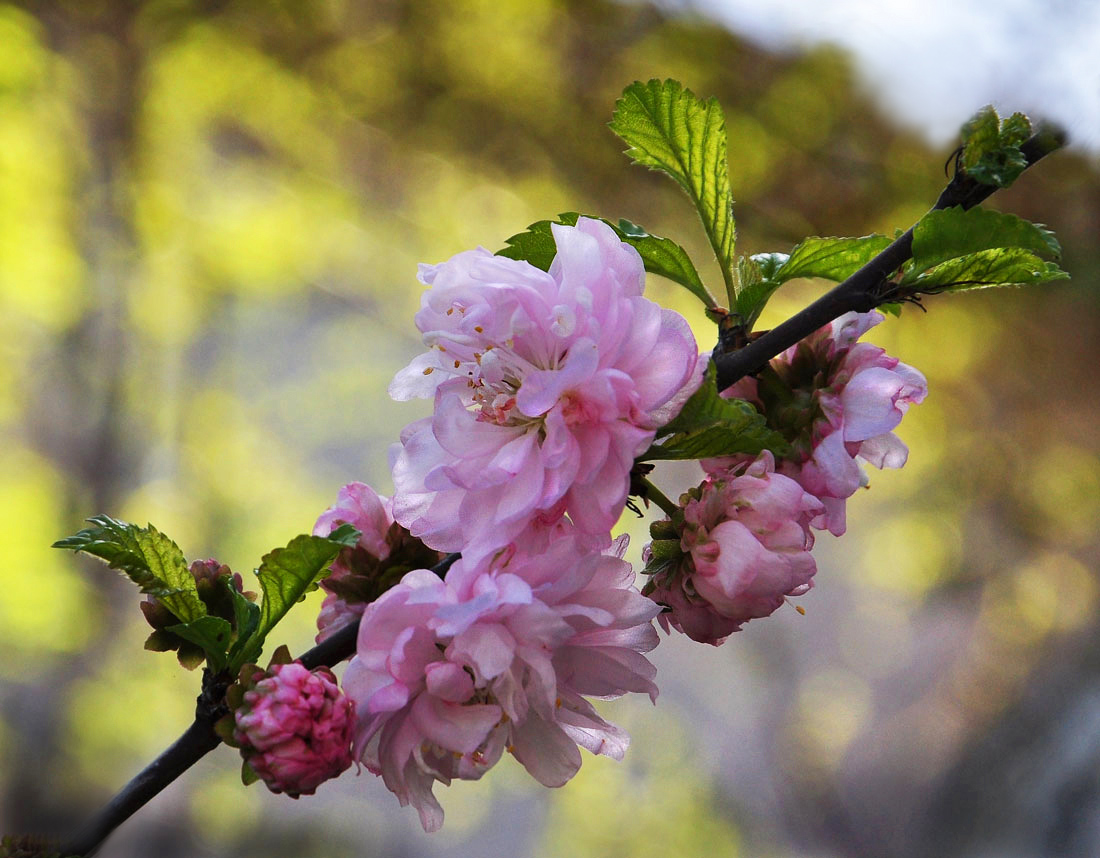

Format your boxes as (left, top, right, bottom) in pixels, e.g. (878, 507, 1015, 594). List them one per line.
(60, 712, 222, 856)
(712, 124, 1066, 391)
(61, 552, 460, 856)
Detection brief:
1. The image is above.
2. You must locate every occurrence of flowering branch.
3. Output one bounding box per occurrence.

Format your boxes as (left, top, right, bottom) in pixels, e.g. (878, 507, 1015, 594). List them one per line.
(712, 124, 1066, 391)
(48, 84, 1069, 855)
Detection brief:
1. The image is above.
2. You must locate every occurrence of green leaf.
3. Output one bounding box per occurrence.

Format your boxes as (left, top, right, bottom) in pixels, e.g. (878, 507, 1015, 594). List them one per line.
(961, 105, 1031, 188)
(234, 533, 344, 666)
(610, 79, 736, 304)
(909, 206, 1061, 274)
(227, 587, 261, 663)
(642, 362, 787, 461)
(732, 252, 788, 328)
(775, 234, 892, 283)
(241, 759, 260, 786)
(167, 616, 233, 673)
(902, 247, 1069, 292)
(498, 212, 716, 308)
(327, 522, 362, 548)
(54, 515, 206, 623)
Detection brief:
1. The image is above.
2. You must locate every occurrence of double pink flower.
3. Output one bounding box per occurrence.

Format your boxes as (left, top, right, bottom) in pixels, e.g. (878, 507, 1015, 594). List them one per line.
(389, 217, 698, 562)
(341, 530, 660, 831)
(648, 451, 821, 645)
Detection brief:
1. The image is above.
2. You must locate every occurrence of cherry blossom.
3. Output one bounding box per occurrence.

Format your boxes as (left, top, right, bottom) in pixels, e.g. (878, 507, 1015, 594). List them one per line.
(389, 216, 698, 563)
(710, 311, 926, 535)
(342, 530, 660, 831)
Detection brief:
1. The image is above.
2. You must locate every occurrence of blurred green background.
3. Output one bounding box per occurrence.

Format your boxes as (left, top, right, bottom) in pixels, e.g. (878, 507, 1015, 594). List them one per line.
(1, 1, 1098, 856)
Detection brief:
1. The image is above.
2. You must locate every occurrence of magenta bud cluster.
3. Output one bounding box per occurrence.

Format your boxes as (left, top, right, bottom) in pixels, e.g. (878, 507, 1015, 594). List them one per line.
(231, 662, 356, 798)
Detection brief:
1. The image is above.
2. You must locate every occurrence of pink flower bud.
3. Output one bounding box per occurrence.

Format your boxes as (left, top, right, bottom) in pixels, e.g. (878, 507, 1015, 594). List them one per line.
(647, 452, 821, 645)
(232, 662, 355, 797)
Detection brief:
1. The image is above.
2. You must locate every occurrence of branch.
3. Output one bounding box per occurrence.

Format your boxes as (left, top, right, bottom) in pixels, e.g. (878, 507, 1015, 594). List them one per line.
(712, 124, 1066, 391)
(62, 552, 460, 856)
(60, 676, 227, 857)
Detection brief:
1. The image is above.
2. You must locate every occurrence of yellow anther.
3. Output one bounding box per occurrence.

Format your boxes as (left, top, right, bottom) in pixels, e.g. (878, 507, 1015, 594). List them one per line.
(422, 367, 434, 375)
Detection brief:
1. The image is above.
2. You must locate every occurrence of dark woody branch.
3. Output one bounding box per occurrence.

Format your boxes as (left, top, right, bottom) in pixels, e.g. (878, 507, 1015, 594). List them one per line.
(712, 125, 1066, 391)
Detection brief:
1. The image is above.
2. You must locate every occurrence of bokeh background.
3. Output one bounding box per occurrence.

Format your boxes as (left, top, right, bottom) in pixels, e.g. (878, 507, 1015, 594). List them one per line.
(1, 1, 1098, 856)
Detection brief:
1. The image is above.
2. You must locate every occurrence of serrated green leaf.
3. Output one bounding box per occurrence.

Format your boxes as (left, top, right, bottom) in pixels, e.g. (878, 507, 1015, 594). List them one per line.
(775, 234, 892, 283)
(53, 515, 206, 623)
(903, 247, 1069, 291)
(909, 205, 1061, 275)
(167, 616, 233, 673)
(234, 533, 343, 666)
(642, 362, 786, 461)
(498, 212, 716, 308)
(611, 79, 736, 304)
(961, 105, 1031, 188)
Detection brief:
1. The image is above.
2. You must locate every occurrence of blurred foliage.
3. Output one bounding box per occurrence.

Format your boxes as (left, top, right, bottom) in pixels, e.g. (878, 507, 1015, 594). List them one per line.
(0, 0, 1097, 856)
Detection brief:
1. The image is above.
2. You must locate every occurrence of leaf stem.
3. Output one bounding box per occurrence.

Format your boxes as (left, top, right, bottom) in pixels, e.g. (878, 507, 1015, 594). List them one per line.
(641, 478, 679, 518)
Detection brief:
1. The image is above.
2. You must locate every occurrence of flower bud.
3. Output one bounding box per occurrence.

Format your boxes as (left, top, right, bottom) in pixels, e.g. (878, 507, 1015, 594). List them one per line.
(140, 559, 255, 670)
(645, 452, 820, 645)
(228, 659, 355, 798)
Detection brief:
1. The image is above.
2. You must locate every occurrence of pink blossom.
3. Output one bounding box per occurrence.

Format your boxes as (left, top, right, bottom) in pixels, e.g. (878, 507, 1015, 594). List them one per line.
(312, 482, 394, 642)
(312, 482, 443, 644)
(313, 481, 394, 569)
(709, 311, 926, 535)
(647, 452, 821, 645)
(232, 662, 356, 797)
(389, 217, 698, 563)
(342, 530, 660, 831)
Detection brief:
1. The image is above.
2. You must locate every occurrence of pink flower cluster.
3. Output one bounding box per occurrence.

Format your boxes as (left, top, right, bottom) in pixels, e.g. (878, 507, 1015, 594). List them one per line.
(295, 223, 927, 822)
(232, 662, 356, 798)
(711, 311, 927, 535)
(342, 530, 659, 831)
(651, 311, 925, 642)
(647, 452, 821, 645)
(389, 216, 698, 563)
